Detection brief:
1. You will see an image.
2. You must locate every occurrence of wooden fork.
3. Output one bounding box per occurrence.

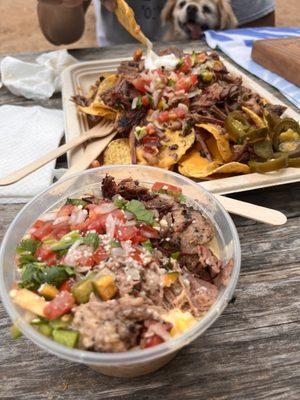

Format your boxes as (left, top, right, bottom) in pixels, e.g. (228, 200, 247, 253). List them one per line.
(0, 120, 114, 186)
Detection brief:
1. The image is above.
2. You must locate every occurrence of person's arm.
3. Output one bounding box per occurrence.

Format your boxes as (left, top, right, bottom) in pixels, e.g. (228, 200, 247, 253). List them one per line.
(37, 0, 117, 46)
(37, 0, 91, 45)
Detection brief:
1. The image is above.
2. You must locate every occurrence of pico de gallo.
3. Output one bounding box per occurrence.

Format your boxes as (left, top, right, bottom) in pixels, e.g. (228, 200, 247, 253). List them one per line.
(11, 175, 233, 352)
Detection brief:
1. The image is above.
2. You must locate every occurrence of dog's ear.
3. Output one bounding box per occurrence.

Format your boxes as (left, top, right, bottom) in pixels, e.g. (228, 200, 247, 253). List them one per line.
(161, 0, 176, 25)
(218, 0, 238, 29)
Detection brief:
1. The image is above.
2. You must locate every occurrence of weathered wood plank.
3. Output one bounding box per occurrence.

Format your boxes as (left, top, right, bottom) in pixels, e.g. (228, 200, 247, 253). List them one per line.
(1, 41, 300, 400)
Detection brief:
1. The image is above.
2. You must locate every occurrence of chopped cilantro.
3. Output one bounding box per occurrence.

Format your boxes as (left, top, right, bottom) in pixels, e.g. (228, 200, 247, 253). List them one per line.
(136, 96, 142, 109)
(147, 94, 154, 106)
(167, 79, 175, 87)
(171, 251, 180, 260)
(66, 198, 87, 207)
(19, 263, 75, 290)
(82, 232, 99, 250)
(142, 240, 153, 253)
(110, 240, 121, 248)
(125, 200, 155, 225)
(176, 58, 184, 68)
(18, 254, 38, 265)
(114, 197, 127, 209)
(16, 239, 40, 255)
(178, 193, 187, 204)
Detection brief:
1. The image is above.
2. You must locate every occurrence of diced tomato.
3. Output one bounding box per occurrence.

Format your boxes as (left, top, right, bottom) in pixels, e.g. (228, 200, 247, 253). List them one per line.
(132, 78, 149, 93)
(139, 224, 159, 239)
(175, 107, 186, 119)
(32, 220, 45, 230)
(175, 74, 198, 92)
(44, 291, 75, 320)
(59, 278, 76, 292)
(152, 182, 182, 194)
(157, 111, 170, 123)
(31, 222, 53, 241)
(115, 225, 138, 242)
(189, 74, 198, 86)
(57, 204, 75, 217)
(197, 53, 207, 63)
(178, 55, 192, 73)
(92, 245, 109, 264)
(146, 123, 156, 135)
(132, 234, 148, 244)
(130, 249, 143, 264)
(143, 334, 164, 348)
(141, 95, 150, 106)
(78, 255, 94, 267)
(36, 245, 58, 266)
(50, 222, 70, 240)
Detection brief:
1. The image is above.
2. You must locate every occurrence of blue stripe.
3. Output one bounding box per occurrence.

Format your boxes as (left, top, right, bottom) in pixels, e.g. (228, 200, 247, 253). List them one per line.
(204, 28, 300, 109)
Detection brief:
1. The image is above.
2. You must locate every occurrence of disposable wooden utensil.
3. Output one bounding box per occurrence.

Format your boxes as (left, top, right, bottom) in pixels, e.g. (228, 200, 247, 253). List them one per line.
(215, 194, 287, 226)
(0, 121, 114, 186)
(61, 130, 117, 179)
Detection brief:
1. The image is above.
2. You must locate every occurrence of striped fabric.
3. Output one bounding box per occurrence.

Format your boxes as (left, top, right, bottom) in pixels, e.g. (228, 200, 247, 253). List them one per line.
(204, 28, 300, 109)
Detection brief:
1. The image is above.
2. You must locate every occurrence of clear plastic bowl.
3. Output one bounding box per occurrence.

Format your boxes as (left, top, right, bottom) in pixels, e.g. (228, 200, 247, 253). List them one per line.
(0, 165, 241, 378)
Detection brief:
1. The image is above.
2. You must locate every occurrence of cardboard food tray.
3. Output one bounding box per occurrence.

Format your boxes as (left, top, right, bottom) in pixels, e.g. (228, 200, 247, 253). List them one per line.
(61, 55, 300, 195)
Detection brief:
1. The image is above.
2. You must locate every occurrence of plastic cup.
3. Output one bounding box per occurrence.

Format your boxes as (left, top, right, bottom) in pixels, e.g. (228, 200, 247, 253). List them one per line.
(0, 165, 241, 377)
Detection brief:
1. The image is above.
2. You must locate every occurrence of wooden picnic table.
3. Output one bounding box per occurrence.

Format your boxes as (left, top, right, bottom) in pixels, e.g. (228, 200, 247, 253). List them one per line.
(0, 41, 300, 400)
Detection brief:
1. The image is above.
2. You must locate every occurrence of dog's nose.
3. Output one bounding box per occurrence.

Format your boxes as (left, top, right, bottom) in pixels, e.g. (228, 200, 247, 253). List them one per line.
(187, 4, 198, 18)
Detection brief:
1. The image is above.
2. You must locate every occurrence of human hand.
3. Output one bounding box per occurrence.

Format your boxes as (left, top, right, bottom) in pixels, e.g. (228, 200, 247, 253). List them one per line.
(101, 0, 117, 12)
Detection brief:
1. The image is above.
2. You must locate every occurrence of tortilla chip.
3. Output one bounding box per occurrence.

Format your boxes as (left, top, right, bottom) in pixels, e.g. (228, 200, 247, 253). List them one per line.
(78, 104, 117, 120)
(137, 130, 195, 169)
(196, 123, 232, 162)
(179, 146, 220, 178)
(115, 0, 151, 47)
(94, 74, 118, 105)
(242, 106, 265, 128)
(103, 138, 131, 164)
(179, 143, 250, 178)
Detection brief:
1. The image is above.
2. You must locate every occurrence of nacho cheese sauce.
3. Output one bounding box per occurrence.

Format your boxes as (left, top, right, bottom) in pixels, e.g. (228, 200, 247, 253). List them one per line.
(11, 175, 233, 352)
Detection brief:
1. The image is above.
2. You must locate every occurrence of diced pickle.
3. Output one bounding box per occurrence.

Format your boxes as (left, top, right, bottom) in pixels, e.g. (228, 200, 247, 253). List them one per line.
(72, 279, 94, 304)
(49, 317, 71, 330)
(200, 70, 214, 83)
(93, 275, 117, 301)
(52, 329, 79, 348)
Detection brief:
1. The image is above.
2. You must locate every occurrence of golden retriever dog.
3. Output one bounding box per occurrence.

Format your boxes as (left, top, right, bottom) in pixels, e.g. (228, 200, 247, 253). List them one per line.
(161, 0, 238, 41)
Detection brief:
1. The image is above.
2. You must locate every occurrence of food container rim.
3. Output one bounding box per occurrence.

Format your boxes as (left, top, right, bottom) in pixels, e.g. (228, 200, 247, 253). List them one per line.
(0, 165, 241, 366)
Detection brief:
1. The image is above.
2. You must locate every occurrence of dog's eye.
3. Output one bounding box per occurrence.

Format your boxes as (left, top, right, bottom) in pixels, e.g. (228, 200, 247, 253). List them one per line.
(179, 1, 186, 8)
(203, 5, 212, 14)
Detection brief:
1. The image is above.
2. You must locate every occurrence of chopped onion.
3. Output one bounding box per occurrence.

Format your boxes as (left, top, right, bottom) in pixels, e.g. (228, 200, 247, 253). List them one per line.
(52, 216, 69, 225)
(111, 247, 125, 258)
(124, 211, 135, 220)
(94, 203, 117, 215)
(39, 211, 57, 222)
(187, 89, 202, 98)
(105, 214, 116, 238)
(69, 209, 88, 226)
(149, 323, 171, 341)
(178, 103, 189, 113)
(132, 97, 139, 110)
(153, 90, 161, 108)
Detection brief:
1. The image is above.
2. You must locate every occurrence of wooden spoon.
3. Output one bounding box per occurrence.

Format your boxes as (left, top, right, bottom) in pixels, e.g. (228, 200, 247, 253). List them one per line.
(215, 194, 287, 226)
(0, 121, 114, 186)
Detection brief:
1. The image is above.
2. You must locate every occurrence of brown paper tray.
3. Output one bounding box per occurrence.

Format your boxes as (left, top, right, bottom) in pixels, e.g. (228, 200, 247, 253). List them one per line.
(61, 54, 300, 195)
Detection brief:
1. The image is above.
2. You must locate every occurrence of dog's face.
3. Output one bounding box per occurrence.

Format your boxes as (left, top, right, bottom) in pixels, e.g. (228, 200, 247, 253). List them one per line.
(162, 0, 237, 40)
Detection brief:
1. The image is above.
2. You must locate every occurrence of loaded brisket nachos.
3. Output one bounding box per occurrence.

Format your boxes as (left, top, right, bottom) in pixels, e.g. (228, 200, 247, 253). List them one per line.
(10, 175, 232, 352)
(73, 48, 300, 178)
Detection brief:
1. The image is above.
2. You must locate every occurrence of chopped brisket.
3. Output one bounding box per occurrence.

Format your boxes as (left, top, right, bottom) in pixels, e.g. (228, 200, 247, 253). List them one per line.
(101, 175, 118, 199)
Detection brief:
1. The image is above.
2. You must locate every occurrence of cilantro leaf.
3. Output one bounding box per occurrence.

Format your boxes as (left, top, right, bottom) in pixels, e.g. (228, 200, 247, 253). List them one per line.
(82, 232, 99, 250)
(66, 198, 87, 207)
(171, 251, 180, 260)
(142, 240, 153, 253)
(114, 197, 127, 209)
(19, 263, 75, 290)
(16, 239, 40, 255)
(125, 200, 155, 225)
(110, 240, 121, 248)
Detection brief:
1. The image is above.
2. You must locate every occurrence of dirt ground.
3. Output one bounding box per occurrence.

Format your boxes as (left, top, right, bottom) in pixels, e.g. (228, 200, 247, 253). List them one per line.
(0, 0, 299, 54)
